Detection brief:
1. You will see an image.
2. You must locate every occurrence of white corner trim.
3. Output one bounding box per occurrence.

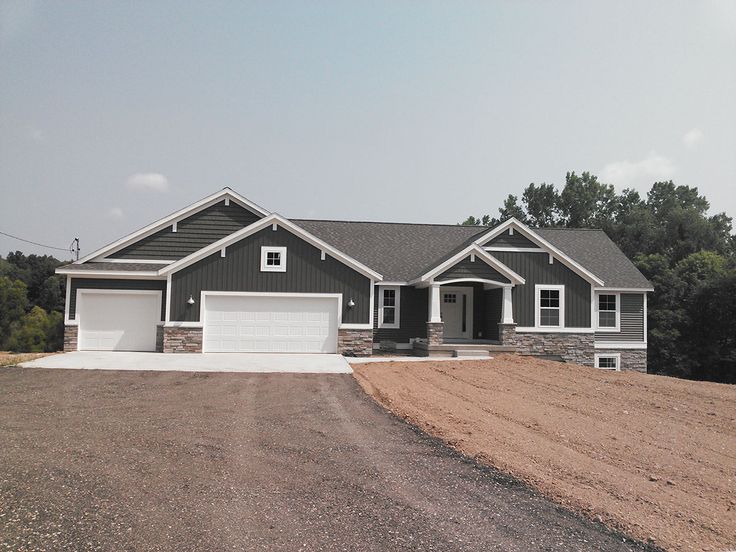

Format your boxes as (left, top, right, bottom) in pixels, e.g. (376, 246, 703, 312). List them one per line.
(594, 352, 621, 371)
(594, 342, 647, 349)
(534, 284, 565, 329)
(516, 327, 595, 334)
(414, 243, 525, 285)
(377, 285, 400, 329)
(260, 245, 287, 272)
(64, 275, 73, 325)
(473, 218, 605, 286)
(160, 213, 382, 280)
(165, 273, 172, 323)
(75, 188, 270, 264)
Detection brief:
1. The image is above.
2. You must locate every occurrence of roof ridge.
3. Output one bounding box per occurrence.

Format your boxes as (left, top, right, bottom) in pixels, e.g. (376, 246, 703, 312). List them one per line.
(294, 218, 488, 229)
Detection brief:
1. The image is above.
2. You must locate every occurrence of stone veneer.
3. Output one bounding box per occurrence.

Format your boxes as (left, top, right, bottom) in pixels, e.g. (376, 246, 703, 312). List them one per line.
(499, 323, 595, 366)
(596, 348, 648, 373)
(426, 322, 444, 345)
(163, 326, 203, 353)
(63, 325, 78, 352)
(155, 325, 164, 353)
(337, 329, 373, 357)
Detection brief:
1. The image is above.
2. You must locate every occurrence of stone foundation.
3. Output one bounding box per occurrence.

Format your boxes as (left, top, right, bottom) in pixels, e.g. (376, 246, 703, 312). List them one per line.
(498, 323, 517, 346)
(156, 325, 164, 353)
(63, 325, 78, 352)
(163, 326, 203, 353)
(502, 327, 595, 366)
(596, 348, 648, 373)
(338, 329, 373, 357)
(426, 322, 444, 345)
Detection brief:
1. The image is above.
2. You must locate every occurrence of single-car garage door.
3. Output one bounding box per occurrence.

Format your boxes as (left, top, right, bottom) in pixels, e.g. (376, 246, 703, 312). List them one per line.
(77, 291, 161, 351)
(203, 294, 339, 353)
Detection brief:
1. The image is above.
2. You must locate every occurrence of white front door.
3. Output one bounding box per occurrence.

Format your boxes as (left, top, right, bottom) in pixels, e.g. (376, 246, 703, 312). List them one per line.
(440, 287, 473, 339)
(203, 294, 339, 353)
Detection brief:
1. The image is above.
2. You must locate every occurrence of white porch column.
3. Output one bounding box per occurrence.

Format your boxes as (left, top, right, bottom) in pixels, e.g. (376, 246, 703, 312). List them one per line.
(501, 285, 514, 324)
(428, 283, 442, 323)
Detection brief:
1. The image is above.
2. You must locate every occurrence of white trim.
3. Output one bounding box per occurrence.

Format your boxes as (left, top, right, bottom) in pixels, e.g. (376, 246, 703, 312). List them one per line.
(594, 342, 647, 349)
(414, 243, 525, 285)
(172, 221, 177, 233)
(378, 285, 401, 329)
(75, 188, 270, 264)
(435, 277, 511, 288)
(516, 327, 595, 333)
(165, 274, 172, 324)
(502, 285, 514, 324)
(643, 293, 648, 344)
(97, 258, 175, 265)
(272, 223, 277, 231)
(594, 291, 621, 332)
(594, 287, 655, 293)
(470, 252, 476, 262)
(535, 284, 565, 329)
(484, 247, 546, 253)
(320, 250, 326, 261)
(429, 283, 442, 323)
(377, 281, 408, 286)
(548, 253, 554, 265)
(473, 218, 605, 286)
(595, 352, 621, 371)
(64, 275, 73, 325)
(260, 246, 287, 272)
(340, 323, 374, 330)
(508, 227, 514, 236)
(164, 321, 203, 328)
(224, 197, 230, 206)
(220, 247, 226, 258)
(160, 213, 382, 280)
(56, 270, 164, 279)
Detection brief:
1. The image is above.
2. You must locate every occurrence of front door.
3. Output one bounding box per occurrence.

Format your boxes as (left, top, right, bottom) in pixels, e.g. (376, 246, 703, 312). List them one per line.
(440, 287, 473, 339)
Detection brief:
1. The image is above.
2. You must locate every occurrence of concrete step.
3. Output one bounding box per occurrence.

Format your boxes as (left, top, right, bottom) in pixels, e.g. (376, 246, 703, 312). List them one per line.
(453, 349, 491, 358)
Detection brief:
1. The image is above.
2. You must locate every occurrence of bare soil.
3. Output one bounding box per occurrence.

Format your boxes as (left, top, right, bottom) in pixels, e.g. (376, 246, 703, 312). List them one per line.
(0, 352, 55, 366)
(0, 367, 654, 551)
(352, 354, 736, 552)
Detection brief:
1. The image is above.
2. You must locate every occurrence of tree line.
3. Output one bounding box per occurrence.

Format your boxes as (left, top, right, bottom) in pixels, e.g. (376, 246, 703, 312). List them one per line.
(462, 172, 735, 383)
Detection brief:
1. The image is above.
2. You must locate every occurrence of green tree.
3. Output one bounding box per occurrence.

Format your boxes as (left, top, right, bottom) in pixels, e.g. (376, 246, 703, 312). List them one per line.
(558, 171, 616, 228)
(6, 306, 48, 352)
(0, 276, 28, 348)
(522, 183, 560, 227)
(498, 194, 527, 223)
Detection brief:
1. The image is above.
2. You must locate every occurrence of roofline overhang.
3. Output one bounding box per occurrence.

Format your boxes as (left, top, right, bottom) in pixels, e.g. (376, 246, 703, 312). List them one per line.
(409, 243, 525, 286)
(55, 268, 165, 279)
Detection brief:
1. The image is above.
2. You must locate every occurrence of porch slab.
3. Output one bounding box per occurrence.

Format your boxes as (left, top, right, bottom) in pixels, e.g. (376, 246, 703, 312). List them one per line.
(413, 341, 516, 358)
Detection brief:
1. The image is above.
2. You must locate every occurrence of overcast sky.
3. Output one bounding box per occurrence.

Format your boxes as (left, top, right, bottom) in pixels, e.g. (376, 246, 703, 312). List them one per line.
(1, 1, 735, 259)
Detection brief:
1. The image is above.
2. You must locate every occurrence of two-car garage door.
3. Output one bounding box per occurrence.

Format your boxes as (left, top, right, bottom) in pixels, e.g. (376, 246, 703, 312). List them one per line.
(203, 294, 339, 353)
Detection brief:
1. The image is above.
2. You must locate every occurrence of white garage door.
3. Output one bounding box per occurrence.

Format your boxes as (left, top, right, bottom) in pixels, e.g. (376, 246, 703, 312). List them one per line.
(203, 294, 339, 353)
(77, 291, 161, 351)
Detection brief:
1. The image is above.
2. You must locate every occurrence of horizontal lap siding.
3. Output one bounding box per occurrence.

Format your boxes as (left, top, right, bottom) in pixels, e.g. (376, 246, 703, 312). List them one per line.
(487, 232, 537, 248)
(491, 251, 591, 328)
(437, 256, 511, 283)
(170, 227, 371, 325)
(110, 202, 261, 260)
(595, 293, 645, 341)
(373, 286, 428, 343)
(69, 278, 167, 320)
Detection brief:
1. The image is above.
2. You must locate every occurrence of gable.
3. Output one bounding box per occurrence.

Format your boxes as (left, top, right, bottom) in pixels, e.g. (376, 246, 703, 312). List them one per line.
(108, 201, 261, 261)
(436, 255, 511, 284)
(486, 230, 537, 248)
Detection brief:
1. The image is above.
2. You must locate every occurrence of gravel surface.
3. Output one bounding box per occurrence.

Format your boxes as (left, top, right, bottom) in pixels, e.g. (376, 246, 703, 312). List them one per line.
(353, 354, 736, 552)
(1, 367, 655, 551)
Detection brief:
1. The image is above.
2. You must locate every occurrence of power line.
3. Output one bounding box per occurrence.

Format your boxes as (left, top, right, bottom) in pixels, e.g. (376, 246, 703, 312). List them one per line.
(0, 230, 73, 253)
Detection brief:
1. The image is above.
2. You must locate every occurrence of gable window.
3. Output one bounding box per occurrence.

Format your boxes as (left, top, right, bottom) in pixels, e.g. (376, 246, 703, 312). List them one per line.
(595, 353, 621, 371)
(260, 246, 287, 272)
(596, 293, 620, 331)
(535, 285, 565, 328)
(378, 286, 400, 329)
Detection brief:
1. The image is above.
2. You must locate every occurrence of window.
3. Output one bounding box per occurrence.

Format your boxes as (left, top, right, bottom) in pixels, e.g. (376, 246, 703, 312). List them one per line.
(260, 246, 287, 272)
(443, 293, 457, 303)
(535, 285, 565, 328)
(378, 286, 400, 328)
(595, 353, 621, 371)
(596, 293, 620, 331)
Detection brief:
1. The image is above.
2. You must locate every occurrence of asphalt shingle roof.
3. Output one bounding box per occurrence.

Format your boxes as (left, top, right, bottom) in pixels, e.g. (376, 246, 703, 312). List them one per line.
(58, 262, 168, 272)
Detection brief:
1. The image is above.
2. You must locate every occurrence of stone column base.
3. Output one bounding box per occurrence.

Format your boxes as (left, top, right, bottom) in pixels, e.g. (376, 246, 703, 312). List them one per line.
(338, 329, 373, 356)
(498, 323, 517, 346)
(63, 325, 78, 352)
(155, 325, 164, 353)
(426, 322, 444, 345)
(163, 326, 203, 353)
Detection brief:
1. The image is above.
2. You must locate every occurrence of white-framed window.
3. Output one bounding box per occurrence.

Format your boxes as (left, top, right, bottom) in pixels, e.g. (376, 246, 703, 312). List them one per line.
(596, 293, 620, 331)
(595, 353, 621, 371)
(535, 285, 565, 328)
(260, 246, 287, 272)
(378, 286, 400, 329)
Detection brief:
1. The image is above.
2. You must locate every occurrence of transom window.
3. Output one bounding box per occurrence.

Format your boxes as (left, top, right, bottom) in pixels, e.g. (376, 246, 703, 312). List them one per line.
(378, 286, 400, 328)
(536, 285, 565, 328)
(597, 293, 619, 330)
(595, 354, 620, 371)
(443, 293, 457, 304)
(260, 246, 287, 272)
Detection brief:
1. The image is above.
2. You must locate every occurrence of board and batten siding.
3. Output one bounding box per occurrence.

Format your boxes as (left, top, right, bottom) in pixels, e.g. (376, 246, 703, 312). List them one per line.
(486, 231, 537, 248)
(109, 202, 261, 260)
(436, 256, 511, 283)
(69, 278, 167, 320)
(170, 226, 371, 325)
(490, 251, 591, 328)
(595, 293, 645, 342)
(373, 285, 428, 343)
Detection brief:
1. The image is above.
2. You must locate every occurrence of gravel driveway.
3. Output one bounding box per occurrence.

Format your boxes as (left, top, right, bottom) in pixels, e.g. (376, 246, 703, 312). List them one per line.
(0, 367, 654, 551)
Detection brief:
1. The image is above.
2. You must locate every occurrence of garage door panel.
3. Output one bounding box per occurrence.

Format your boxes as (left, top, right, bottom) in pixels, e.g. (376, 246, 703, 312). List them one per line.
(204, 295, 338, 353)
(78, 292, 160, 352)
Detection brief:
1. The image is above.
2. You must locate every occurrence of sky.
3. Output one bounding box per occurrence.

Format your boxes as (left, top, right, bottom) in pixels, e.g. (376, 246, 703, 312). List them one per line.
(1, 1, 735, 259)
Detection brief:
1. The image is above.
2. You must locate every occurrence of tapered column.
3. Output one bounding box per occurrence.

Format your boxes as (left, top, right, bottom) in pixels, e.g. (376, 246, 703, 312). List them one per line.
(501, 285, 514, 324)
(428, 283, 442, 323)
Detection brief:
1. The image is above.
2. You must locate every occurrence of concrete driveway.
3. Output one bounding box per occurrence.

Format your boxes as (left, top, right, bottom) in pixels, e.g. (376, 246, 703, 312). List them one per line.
(19, 351, 351, 373)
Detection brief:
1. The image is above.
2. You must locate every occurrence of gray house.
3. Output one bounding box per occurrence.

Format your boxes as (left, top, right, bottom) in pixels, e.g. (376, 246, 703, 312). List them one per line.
(57, 188, 652, 371)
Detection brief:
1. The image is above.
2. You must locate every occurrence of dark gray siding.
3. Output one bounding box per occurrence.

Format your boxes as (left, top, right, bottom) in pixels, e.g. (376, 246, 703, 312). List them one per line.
(373, 286, 428, 343)
(170, 226, 371, 324)
(110, 201, 261, 260)
(69, 278, 167, 320)
(486, 231, 537, 248)
(481, 288, 502, 340)
(491, 251, 591, 328)
(437, 256, 511, 283)
(595, 293, 645, 342)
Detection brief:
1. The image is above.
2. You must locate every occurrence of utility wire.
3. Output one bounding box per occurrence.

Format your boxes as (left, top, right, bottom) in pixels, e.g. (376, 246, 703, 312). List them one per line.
(0, 230, 73, 253)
